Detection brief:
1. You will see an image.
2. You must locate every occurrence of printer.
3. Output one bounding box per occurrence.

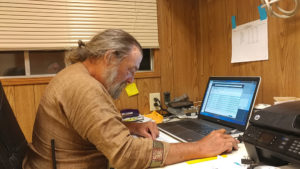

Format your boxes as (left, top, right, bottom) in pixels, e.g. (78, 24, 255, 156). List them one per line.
(243, 101, 300, 166)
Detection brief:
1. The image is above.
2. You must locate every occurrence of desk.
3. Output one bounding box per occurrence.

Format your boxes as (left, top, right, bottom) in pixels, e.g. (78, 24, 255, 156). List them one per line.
(156, 144, 247, 169)
(155, 132, 248, 169)
(155, 132, 300, 169)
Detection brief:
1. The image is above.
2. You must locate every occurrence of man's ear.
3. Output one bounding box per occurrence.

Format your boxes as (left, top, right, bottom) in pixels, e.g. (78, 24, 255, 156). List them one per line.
(103, 50, 115, 65)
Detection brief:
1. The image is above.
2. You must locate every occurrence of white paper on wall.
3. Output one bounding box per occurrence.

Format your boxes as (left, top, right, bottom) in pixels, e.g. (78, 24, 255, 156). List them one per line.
(231, 19, 268, 63)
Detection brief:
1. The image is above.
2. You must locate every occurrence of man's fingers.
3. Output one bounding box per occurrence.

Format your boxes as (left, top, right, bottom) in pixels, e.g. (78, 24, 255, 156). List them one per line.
(148, 122, 159, 138)
(142, 130, 153, 139)
(224, 141, 234, 152)
(147, 128, 156, 140)
(233, 143, 239, 150)
(148, 126, 159, 139)
(224, 137, 239, 152)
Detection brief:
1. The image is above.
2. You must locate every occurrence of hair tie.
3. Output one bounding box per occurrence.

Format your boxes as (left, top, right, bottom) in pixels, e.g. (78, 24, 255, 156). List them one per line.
(78, 40, 86, 48)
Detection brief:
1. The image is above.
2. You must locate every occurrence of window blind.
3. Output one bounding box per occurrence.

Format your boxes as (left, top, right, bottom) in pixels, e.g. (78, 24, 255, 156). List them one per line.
(0, 0, 158, 51)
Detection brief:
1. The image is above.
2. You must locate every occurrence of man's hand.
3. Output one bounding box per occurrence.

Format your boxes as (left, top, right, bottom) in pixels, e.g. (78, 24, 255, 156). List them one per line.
(165, 128, 239, 165)
(195, 129, 239, 157)
(124, 121, 159, 140)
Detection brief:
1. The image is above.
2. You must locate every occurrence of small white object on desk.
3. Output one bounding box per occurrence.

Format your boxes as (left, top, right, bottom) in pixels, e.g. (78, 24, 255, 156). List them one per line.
(254, 104, 271, 110)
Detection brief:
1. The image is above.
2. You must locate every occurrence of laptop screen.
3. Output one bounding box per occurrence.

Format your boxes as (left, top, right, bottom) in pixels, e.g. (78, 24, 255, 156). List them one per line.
(199, 77, 260, 130)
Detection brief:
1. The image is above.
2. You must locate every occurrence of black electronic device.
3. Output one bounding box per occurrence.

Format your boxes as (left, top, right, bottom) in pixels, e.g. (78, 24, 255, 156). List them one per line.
(243, 101, 300, 166)
(167, 94, 193, 109)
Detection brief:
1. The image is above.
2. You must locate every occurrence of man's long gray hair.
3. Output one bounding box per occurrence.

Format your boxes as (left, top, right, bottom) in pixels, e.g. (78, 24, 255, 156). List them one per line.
(65, 29, 142, 65)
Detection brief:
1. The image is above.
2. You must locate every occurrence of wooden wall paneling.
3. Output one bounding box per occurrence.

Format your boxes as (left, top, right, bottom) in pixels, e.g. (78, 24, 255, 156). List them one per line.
(281, 15, 300, 97)
(170, 0, 200, 101)
(223, 0, 241, 76)
(200, 0, 222, 76)
(263, 11, 300, 104)
(198, 0, 239, 81)
(114, 80, 138, 111)
(235, 0, 260, 25)
(33, 84, 48, 111)
(3, 85, 16, 113)
(157, 0, 175, 103)
(152, 49, 161, 79)
(197, 0, 212, 97)
(196, 0, 209, 99)
(296, 12, 300, 95)
(136, 78, 161, 114)
(14, 85, 36, 142)
(207, 0, 233, 76)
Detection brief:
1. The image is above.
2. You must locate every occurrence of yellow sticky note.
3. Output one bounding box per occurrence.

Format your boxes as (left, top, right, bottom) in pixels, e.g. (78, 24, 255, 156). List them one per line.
(125, 83, 139, 97)
(144, 111, 164, 124)
(186, 155, 227, 164)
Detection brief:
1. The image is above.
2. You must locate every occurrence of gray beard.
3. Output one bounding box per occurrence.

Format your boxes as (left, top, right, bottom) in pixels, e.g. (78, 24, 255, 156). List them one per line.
(108, 81, 127, 99)
(105, 66, 127, 99)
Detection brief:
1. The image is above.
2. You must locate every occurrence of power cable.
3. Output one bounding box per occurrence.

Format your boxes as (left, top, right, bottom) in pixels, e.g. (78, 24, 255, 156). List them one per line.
(261, 0, 299, 18)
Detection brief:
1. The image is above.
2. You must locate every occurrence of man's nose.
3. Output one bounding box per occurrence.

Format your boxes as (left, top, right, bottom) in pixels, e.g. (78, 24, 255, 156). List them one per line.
(126, 75, 134, 84)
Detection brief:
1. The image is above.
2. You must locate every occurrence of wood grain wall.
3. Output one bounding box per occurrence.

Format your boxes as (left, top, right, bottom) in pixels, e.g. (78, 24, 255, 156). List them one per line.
(158, 0, 300, 104)
(2, 0, 300, 142)
(157, 0, 202, 103)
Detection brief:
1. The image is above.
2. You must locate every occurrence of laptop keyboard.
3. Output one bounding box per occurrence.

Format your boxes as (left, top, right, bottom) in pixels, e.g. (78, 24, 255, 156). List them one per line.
(158, 119, 234, 142)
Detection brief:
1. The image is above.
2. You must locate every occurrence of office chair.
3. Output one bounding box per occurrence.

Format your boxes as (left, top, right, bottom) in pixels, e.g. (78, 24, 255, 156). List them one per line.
(0, 82, 28, 169)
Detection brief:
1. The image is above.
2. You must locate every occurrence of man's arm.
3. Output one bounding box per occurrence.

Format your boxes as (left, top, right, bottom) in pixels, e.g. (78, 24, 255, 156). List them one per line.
(165, 129, 239, 165)
(124, 122, 239, 166)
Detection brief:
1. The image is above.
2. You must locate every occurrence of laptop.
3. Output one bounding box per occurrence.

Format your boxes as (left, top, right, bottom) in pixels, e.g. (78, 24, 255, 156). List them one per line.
(158, 76, 261, 142)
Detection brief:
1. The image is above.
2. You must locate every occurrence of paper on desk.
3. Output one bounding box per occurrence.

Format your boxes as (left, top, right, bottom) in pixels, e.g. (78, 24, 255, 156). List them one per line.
(232, 19, 268, 63)
(154, 143, 248, 169)
(210, 155, 247, 169)
(158, 154, 247, 169)
(156, 132, 179, 143)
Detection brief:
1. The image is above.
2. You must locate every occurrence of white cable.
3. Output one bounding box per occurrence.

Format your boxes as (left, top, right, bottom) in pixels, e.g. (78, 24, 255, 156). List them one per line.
(260, 0, 299, 18)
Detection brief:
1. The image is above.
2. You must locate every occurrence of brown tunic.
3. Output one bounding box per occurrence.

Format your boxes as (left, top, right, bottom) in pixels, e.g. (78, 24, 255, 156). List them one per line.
(23, 63, 170, 169)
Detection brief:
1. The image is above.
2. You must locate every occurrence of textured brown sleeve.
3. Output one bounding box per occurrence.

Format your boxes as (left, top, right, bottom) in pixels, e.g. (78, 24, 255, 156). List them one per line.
(149, 141, 170, 167)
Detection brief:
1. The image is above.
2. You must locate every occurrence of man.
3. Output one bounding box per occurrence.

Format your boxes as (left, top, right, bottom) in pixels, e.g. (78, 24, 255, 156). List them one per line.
(23, 29, 238, 169)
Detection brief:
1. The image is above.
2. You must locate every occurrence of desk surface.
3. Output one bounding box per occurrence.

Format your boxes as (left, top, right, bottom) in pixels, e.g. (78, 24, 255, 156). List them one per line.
(155, 132, 300, 169)
(155, 132, 248, 169)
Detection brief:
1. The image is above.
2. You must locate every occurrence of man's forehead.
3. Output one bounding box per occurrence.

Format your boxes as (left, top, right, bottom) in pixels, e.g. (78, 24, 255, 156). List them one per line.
(124, 47, 142, 67)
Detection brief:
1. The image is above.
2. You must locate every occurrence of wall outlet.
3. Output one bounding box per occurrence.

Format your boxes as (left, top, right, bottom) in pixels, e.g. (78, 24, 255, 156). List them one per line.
(149, 93, 161, 111)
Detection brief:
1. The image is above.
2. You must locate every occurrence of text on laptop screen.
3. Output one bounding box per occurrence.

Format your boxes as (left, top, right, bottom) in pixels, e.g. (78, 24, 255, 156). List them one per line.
(200, 79, 258, 126)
